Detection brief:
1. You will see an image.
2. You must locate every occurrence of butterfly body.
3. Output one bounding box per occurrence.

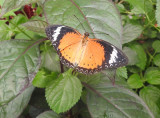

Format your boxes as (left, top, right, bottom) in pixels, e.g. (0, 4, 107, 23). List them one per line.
(46, 25, 128, 74)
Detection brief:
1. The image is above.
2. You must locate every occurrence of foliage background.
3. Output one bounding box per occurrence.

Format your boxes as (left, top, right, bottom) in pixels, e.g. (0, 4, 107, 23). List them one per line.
(0, 0, 160, 118)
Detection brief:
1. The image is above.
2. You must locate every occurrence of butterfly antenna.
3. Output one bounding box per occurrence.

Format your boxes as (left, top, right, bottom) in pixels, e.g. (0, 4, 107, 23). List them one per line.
(73, 15, 87, 33)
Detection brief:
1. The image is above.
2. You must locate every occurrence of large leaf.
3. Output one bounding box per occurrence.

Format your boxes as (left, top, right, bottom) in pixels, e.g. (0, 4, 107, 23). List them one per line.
(129, 43, 147, 70)
(84, 74, 154, 118)
(44, 0, 123, 48)
(0, 86, 34, 118)
(40, 44, 61, 72)
(123, 47, 138, 65)
(140, 86, 160, 118)
(0, 39, 42, 106)
(45, 70, 82, 113)
(0, 0, 38, 17)
(22, 20, 48, 33)
(122, 23, 143, 44)
(36, 111, 60, 118)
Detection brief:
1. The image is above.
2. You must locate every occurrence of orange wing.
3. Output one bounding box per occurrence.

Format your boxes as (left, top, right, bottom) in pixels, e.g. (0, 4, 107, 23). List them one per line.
(77, 39, 105, 74)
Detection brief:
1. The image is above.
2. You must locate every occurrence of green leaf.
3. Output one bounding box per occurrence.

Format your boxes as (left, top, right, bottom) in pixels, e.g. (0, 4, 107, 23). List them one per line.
(0, 86, 34, 118)
(124, 0, 153, 15)
(140, 86, 160, 118)
(32, 69, 59, 88)
(37, 111, 60, 118)
(44, 0, 123, 48)
(123, 47, 138, 65)
(45, 70, 82, 113)
(0, 39, 41, 105)
(41, 44, 61, 72)
(144, 67, 160, 85)
(153, 54, 160, 67)
(0, 23, 13, 41)
(22, 20, 48, 33)
(156, 0, 160, 26)
(116, 67, 128, 79)
(122, 23, 143, 44)
(78, 73, 101, 85)
(129, 43, 147, 70)
(85, 74, 154, 118)
(0, 0, 38, 17)
(152, 40, 160, 53)
(127, 74, 143, 89)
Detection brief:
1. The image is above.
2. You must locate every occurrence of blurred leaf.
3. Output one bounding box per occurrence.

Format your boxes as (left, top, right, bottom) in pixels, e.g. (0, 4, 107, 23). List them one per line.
(156, 0, 160, 26)
(78, 73, 101, 85)
(152, 40, 160, 53)
(140, 86, 160, 118)
(0, 86, 34, 118)
(153, 54, 160, 67)
(116, 67, 127, 79)
(0, 23, 13, 41)
(22, 20, 48, 33)
(0, 0, 38, 17)
(40, 44, 61, 72)
(45, 70, 82, 113)
(127, 66, 141, 73)
(10, 14, 28, 26)
(127, 73, 143, 89)
(129, 43, 147, 70)
(122, 23, 143, 44)
(85, 74, 154, 118)
(123, 47, 138, 65)
(144, 67, 160, 85)
(44, 0, 123, 49)
(124, 0, 153, 15)
(36, 111, 60, 118)
(0, 39, 40, 106)
(32, 69, 59, 88)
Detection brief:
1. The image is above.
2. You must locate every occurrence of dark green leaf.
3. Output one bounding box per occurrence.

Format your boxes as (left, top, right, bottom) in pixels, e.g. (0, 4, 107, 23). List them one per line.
(152, 40, 160, 53)
(129, 43, 147, 70)
(44, 0, 123, 48)
(127, 73, 143, 89)
(36, 111, 60, 118)
(22, 20, 48, 33)
(0, 39, 40, 105)
(140, 86, 160, 118)
(32, 69, 59, 88)
(85, 74, 154, 118)
(0, 86, 34, 118)
(41, 44, 61, 72)
(122, 23, 143, 44)
(144, 67, 160, 85)
(153, 54, 160, 67)
(45, 70, 82, 113)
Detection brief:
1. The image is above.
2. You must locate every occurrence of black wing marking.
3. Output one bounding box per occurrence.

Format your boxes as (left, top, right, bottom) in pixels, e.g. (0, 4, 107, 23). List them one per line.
(45, 25, 79, 49)
(94, 39, 128, 69)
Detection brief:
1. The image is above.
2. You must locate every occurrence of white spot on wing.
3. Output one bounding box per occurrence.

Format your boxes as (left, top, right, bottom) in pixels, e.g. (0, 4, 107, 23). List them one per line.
(109, 46, 118, 64)
(52, 26, 65, 42)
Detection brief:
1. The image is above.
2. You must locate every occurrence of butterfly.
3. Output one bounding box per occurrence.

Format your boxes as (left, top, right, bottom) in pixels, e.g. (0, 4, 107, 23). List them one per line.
(45, 25, 128, 74)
